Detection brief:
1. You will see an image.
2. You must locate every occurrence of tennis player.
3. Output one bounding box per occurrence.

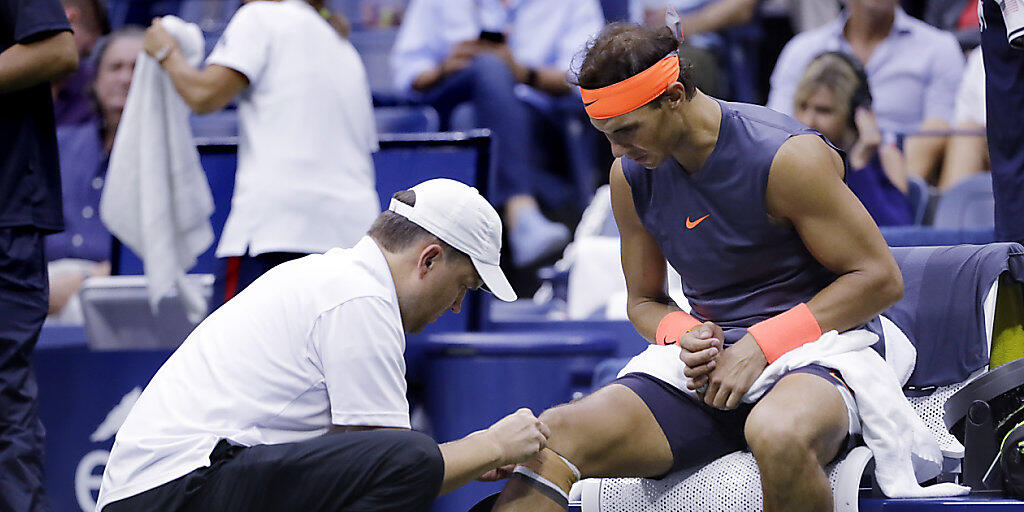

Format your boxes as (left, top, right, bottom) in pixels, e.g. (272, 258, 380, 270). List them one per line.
(486, 22, 904, 512)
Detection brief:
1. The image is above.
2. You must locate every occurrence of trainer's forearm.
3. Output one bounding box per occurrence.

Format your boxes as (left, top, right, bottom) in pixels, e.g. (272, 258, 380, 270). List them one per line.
(438, 432, 503, 495)
(0, 31, 78, 94)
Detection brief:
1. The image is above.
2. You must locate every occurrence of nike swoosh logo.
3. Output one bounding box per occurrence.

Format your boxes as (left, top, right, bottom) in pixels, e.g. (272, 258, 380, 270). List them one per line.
(685, 214, 710, 229)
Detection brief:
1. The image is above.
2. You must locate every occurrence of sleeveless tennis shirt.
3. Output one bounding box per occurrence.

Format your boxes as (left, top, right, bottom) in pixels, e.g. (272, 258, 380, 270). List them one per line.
(622, 100, 865, 344)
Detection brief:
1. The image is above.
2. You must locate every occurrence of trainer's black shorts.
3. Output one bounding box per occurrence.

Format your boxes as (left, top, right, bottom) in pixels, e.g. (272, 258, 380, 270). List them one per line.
(103, 429, 444, 512)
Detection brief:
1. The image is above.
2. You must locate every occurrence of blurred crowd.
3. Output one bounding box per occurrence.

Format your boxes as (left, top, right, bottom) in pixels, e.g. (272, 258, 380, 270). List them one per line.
(45, 0, 990, 315)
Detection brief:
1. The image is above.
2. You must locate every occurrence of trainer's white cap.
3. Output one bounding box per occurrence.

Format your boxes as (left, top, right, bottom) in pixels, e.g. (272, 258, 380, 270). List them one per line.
(388, 179, 517, 302)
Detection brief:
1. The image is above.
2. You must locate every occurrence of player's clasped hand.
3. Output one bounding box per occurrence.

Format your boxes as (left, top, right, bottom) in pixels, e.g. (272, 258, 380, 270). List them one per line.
(679, 321, 725, 391)
(702, 333, 769, 410)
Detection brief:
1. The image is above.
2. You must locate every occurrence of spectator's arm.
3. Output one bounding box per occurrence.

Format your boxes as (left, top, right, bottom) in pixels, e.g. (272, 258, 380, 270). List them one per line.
(392, 0, 445, 93)
(766, 38, 807, 114)
(921, 34, 965, 124)
(160, 52, 248, 114)
(679, 0, 759, 36)
(0, 31, 78, 94)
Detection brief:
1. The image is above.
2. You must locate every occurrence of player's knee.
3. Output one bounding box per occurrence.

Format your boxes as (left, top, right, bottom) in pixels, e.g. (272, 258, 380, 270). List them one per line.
(537, 403, 603, 473)
(468, 54, 515, 86)
(745, 412, 814, 465)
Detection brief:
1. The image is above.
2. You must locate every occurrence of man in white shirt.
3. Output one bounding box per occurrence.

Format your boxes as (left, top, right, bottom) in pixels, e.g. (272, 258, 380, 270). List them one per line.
(97, 179, 548, 512)
(142, 0, 381, 304)
(391, 0, 605, 268)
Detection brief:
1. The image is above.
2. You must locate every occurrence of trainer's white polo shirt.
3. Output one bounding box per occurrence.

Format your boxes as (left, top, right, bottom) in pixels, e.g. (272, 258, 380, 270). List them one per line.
(96, 237, 408, 510)
(207, 0, 380, 257)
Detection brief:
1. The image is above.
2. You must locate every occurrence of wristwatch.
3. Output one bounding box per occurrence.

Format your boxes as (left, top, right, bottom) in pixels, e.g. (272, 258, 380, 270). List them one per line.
(154, 44, 174, 64)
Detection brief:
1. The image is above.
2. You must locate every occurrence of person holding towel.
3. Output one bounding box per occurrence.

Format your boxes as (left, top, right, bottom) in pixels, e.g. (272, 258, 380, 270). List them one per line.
(142, 0, 380, 304)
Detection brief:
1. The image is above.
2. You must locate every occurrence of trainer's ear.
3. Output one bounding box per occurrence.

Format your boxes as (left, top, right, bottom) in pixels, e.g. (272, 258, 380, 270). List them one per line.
(417, 243, 445, 278)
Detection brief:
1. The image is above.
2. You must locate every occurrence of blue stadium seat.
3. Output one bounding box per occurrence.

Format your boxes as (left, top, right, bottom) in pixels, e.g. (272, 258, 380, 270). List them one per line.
(880, 226, 996, 247)
(373, 105, 440, 133)
(599, 0, 631, 22)
(189, 109, 239, 141)
(933, 173, 995, 229)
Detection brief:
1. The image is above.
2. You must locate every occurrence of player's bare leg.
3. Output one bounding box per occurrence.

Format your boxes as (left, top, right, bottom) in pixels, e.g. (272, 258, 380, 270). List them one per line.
(744, 372, 850, 512)
(491, 383, 673, 511)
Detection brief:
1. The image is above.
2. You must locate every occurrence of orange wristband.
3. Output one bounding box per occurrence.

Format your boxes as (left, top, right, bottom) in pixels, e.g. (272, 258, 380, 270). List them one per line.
(747, 303, 822, 364)
(656, 311, 702, 346)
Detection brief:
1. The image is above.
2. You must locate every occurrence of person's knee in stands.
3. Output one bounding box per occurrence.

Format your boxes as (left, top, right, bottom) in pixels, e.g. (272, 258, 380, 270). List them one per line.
(465, 52, 516, 89)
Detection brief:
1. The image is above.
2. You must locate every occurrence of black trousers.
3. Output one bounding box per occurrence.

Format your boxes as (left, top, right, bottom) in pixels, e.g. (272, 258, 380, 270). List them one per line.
(104, 429, 445, 512)
(982, 0, 1024, 244)
(0, 227, 50, 512)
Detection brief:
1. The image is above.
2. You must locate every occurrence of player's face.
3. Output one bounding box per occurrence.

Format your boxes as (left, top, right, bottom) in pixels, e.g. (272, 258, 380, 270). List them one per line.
(591, 102, 675, 169)
(794, 85, 848, 148)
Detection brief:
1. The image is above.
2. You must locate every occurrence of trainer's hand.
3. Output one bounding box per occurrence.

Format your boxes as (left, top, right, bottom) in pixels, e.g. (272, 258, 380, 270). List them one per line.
(477, 464, 516, 482)
(679, 321, 724, 390)
(483, 408, 550, 466)
(703, 333, 767, 410)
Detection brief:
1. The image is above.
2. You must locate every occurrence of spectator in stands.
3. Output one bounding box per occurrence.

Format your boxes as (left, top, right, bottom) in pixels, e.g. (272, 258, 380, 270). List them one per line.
(0, 0, 78, 508)
(793, 52, 913, 226)
(54, 0, 110, 126)
(938, 47, 988, 191)
(46, 28, 145, 322)
(636, 0, 759, 98)
(390, 0, 605, 268)
(767, 0, 964, 182)
(143, 0, 381, 304)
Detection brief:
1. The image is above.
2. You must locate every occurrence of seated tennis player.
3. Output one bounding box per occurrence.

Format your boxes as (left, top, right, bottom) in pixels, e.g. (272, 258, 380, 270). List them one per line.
(486, 23, 904, 512)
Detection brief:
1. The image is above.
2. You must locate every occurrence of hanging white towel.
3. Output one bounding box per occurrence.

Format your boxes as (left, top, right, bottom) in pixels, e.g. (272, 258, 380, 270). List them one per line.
(100, 16, 214, 323)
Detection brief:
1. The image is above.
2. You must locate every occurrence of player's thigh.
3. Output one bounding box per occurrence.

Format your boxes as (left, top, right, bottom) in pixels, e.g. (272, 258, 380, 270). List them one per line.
(744, 371, 850, 465)
(539, 382, 674, 478)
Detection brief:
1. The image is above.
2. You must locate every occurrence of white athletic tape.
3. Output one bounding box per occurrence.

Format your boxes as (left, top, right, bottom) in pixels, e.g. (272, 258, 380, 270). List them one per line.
(554, 451, 581, 482)
(513, 466, 570, 501)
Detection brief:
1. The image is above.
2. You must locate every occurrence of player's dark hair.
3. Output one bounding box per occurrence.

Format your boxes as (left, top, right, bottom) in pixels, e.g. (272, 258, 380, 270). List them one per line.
(573, 22, 696, 103)
(367, 190, 468, 263)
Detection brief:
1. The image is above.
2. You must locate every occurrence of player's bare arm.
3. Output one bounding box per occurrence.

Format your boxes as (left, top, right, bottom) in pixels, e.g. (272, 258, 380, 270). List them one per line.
(611, 158, 726, 389)
(702, 134, 904, 409)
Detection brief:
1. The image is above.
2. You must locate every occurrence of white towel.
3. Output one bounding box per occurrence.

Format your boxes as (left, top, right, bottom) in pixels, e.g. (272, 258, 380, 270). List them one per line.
(618, 322, 971, 498)
(100, 16, 214, 323)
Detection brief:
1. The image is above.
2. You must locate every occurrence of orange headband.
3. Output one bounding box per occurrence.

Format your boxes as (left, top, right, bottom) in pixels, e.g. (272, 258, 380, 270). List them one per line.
(580, 53, 680, 119)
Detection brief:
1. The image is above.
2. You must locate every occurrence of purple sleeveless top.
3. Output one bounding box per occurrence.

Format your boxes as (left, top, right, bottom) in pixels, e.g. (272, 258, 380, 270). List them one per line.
(623, 101, 849, 344)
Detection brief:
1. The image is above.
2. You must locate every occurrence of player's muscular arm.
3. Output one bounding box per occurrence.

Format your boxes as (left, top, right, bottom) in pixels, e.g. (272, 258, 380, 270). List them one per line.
(610, 159, 677, 342)
(766, 134, 904, 332)
(702, 135, 903, 410)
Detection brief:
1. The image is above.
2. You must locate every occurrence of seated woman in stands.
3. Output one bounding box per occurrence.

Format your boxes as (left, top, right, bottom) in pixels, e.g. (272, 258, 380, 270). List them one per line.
(47, 27, 144, 322)
(792, 52, 914, 227)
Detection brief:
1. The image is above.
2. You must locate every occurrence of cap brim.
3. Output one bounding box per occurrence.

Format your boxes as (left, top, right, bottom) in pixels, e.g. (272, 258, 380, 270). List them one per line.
(471, 258, 517, 302)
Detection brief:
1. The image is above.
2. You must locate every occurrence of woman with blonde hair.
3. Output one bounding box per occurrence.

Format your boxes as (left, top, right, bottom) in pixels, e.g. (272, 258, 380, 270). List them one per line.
(793, 51, 913, 226)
